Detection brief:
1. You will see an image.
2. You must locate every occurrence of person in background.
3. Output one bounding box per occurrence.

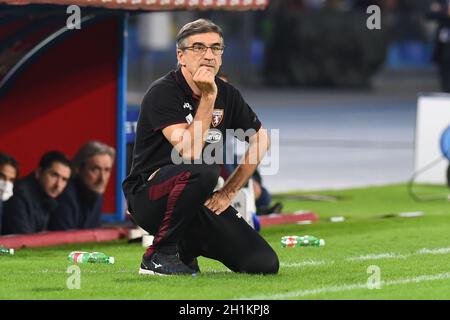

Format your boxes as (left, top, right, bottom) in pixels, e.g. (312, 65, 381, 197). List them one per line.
(0, 152, 19, 233)
(252, 169, 283, 216)
(217, 74, 283, 216)
(48, 141, 115, 230)
(447, 163, 450, 188)
(1, 151, 71, 235)
(428, 0, 450, 92)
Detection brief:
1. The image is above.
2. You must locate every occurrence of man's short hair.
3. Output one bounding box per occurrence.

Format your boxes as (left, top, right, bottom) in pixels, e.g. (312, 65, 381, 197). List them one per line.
(38, 151, 71, 172)
(0, 152, 19, 177)
(72, 141, 116, 170)
(176, 19, 224, 49)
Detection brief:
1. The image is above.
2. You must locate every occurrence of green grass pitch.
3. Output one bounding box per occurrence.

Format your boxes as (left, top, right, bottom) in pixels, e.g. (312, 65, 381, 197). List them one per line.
(1, 184, 450, 300)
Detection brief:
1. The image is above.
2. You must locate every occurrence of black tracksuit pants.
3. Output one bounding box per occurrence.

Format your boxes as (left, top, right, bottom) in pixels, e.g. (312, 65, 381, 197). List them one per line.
(126, 164, 279, 274)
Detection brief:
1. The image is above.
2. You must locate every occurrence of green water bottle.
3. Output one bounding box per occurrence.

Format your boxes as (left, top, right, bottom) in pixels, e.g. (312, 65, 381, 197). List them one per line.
(281, 235, 325, 248)
(68, 251, 90, 264)
(68, 251, 115, 264)
(89, 252, 115, 264)
(0, 246, 14, 256)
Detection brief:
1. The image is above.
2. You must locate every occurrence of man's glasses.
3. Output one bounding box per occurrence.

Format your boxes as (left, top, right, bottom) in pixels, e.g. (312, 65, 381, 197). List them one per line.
(182, 43, 225, 56)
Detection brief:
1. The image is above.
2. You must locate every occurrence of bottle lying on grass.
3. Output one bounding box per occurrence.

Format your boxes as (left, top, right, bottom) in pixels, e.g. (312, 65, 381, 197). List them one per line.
(281, 235, 325, 248)
(0, 246, 14, 256)
(68, 251, 115, 264)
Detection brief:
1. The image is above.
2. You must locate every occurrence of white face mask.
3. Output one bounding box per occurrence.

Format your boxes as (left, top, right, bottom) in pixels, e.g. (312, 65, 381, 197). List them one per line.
(0, 179, 14, 202)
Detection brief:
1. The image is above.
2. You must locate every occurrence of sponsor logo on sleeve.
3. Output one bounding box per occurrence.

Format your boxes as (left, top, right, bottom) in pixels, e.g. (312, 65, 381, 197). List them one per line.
(183, 102, 193, 111)
(185, 113, 193, 124)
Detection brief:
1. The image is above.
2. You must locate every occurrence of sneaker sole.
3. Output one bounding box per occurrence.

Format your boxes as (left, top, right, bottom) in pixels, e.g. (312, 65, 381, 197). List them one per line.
(138, 267, 198, 276)
(138, 268, 167, 276)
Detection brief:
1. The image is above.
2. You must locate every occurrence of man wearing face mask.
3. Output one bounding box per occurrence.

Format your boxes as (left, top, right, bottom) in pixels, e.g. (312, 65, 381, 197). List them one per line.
(0, 153, 19, 234)
(1, 151, 71, 235)
(48, 141, 115, 230)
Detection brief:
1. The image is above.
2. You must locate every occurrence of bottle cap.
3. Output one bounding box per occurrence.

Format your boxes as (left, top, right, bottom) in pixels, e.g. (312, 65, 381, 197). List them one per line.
(109, 257, 115, 264)
(319, 239, 325, 246)
(330, 216, 345, 222)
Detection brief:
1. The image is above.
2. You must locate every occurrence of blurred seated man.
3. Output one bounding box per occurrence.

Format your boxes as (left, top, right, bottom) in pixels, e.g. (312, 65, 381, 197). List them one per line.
(427, 0, 450, 92)
(0, 152, 19, 233)
(222, 162, 282, 216)
(252, 169, 283, 216)
(48, 141, 115, 230)
(1, 151, 71, 235)
(447, 163, 450, 188)
(217, 74, 283, 216)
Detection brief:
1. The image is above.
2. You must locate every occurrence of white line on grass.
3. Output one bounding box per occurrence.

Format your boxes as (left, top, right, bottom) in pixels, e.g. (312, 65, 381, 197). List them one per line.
(240, 272, 450, 300)
(281, 260, 331, 268)
(31, 269, 134, 274)
(279, 247, 450, 270)
(345, 247, 450, 262)
(346, 252, 408, 261)
(416, 247, 450, 255)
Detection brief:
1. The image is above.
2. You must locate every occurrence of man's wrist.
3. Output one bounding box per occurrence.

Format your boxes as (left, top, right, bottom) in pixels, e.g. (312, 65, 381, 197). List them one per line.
(201, 92, 217, 102)
(222, 188, 237, 201)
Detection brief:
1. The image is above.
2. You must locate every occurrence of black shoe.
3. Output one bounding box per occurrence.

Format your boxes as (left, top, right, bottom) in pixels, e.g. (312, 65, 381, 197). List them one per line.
(256, 202, 284, 216)
(139, 251, 197, 276)
(177, 244, 200, 273)
(183, 257, 200, 273)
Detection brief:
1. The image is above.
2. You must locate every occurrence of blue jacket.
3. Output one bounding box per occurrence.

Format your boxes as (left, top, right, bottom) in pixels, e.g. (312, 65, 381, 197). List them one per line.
(48, 177, 103, 231)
